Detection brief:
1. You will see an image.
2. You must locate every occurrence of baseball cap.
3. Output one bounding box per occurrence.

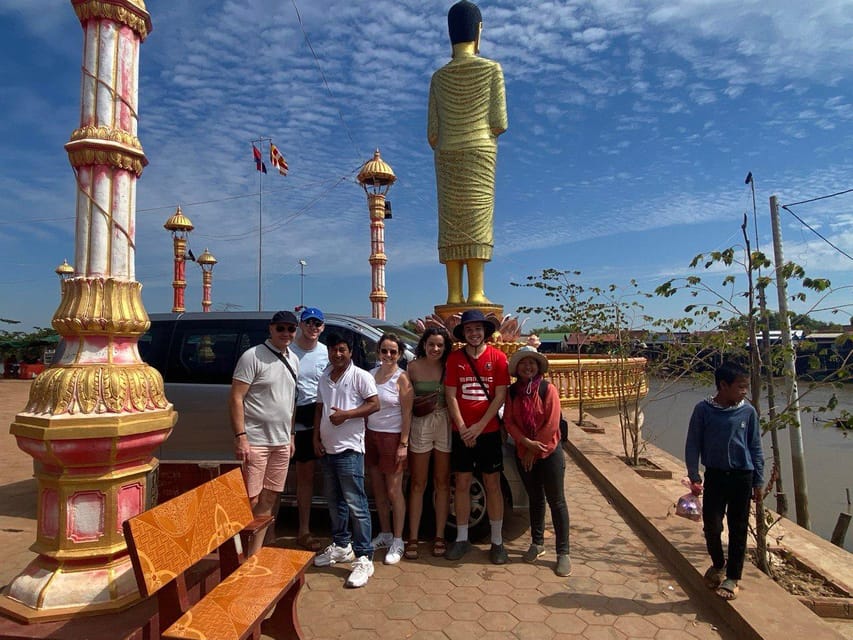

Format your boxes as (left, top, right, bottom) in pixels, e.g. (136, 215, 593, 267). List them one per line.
(300, 307, 325, 323)
(270, 310, 298, 325)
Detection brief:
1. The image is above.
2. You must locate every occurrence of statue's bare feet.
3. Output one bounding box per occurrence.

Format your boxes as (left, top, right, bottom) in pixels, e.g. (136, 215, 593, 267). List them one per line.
(467, 292, 492, 305)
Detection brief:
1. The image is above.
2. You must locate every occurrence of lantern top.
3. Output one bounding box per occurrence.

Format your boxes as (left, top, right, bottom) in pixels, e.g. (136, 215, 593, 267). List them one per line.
(197, 248, 217, 267)
(55, 259, 74, 277)
(357, 149, 396, 188)
(164, 205, 194, 232)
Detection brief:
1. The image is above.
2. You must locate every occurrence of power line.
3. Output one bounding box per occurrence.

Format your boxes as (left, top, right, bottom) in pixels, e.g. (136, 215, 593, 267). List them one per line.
(782, 188, 853, 208)
(291, 0, 362, 164)
(780, 203, 853, 263)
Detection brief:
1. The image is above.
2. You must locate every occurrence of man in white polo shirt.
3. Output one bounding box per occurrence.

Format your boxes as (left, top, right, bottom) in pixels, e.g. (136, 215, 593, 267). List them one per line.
(313, 332, 379, 588)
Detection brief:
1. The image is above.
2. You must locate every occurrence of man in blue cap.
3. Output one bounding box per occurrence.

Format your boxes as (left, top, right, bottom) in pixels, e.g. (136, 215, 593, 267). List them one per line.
(445, 309, 510, 564)
(290, 307, 329, 551)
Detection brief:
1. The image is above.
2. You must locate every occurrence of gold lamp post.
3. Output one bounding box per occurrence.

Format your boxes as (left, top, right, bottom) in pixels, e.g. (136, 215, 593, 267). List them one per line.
(357, 149, 396, 320)
(164, 206, 194, 313)
(54, 259, 74, 286)
(0, 0, 175, 622)
(197, 248, 217, 313)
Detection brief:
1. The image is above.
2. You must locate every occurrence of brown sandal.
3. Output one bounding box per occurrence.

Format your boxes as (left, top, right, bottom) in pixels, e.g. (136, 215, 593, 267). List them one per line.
(297, 533, 322, 552)
(404, 539, 419, 560)
(432, 537, 447, 557)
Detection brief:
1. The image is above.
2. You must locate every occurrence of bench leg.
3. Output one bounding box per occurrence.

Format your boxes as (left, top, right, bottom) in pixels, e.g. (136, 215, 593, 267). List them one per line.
(260, 574, 306, 640)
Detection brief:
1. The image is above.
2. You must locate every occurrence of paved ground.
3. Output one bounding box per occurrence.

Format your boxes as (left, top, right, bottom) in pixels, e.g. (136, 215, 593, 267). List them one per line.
(0, 379, 738, 639)
(284, 452, 735, 639)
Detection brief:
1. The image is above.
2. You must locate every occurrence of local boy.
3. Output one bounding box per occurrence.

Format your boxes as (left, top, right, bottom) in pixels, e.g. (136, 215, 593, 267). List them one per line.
(685, 361, 764, 600)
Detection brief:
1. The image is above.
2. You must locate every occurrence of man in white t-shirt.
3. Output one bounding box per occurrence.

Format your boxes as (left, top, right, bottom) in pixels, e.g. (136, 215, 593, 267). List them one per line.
(313, 332, 379, 588)
(230, 310, 299, 531)
(290, 307, 329, 551)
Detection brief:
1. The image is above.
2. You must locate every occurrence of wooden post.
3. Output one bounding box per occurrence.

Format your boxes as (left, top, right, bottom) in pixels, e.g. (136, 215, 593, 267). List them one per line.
(769, 194, 810, 529)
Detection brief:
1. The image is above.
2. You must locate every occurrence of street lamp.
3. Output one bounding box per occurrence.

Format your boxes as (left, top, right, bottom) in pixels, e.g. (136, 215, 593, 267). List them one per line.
(298, 259, 307, 310)
(357, 149, 396, 320)
(197, 248, 217, 313)
(164, 206, 194, 313)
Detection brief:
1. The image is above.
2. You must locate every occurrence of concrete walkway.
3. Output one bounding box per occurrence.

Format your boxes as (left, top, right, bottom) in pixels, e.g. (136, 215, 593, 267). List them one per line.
(1, 379, 848, 639)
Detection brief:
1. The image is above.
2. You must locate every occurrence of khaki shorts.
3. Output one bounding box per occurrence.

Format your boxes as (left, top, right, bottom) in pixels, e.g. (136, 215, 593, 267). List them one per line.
(409, 407, 452, 454)
(243, 444, 292, 498)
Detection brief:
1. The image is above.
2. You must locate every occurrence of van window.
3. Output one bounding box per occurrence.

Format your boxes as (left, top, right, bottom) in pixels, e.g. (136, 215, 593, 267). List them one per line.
(139, 321, 174, 374)
(166, 329, 240, 384)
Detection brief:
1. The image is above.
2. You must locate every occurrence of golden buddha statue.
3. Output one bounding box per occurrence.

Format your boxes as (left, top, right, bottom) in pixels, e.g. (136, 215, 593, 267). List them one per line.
(428, 0, 507, 306)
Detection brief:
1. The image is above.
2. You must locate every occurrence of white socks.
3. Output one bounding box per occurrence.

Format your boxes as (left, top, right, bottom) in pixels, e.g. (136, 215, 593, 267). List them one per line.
(456, 524, 469, 543)
(490, 519, 503, 546)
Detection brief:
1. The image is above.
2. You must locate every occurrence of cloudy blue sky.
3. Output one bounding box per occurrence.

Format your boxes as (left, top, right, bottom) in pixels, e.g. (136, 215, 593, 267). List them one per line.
(1, 0, 852, 332)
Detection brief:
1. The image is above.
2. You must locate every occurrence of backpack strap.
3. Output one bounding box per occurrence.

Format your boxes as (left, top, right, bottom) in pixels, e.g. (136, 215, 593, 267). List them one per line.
(263, 343, 298, 384)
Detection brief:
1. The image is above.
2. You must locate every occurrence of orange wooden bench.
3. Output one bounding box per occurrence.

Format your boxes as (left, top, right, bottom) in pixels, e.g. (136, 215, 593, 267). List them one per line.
(123, 467, 314, 640)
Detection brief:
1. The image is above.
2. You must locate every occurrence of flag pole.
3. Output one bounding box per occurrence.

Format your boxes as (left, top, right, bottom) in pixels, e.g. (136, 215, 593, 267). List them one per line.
(252, 136, 271, 311)
(258, 138, 262, 312)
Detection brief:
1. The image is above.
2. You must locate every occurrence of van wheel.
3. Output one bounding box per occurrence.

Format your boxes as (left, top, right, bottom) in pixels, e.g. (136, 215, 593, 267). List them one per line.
(444, 472, 510, 542)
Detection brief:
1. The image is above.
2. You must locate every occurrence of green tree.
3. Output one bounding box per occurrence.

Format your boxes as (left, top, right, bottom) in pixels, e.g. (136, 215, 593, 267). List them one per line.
(512, 270, 610, 427)
(654, 217, 850, 575)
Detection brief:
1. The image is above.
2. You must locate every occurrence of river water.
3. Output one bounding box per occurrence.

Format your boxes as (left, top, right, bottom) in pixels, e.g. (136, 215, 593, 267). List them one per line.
(640, 378, 853, 553)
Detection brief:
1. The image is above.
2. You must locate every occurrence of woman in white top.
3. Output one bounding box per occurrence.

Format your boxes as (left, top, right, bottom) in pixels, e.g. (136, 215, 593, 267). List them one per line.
(366, 334, 413, 565)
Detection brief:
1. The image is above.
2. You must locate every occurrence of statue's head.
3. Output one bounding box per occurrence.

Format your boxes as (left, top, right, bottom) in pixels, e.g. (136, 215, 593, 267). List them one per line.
(448, 1, 482, 45)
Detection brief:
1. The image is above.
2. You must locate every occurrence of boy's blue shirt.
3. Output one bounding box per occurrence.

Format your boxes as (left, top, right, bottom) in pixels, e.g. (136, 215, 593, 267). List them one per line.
(685, 397, 764, 487)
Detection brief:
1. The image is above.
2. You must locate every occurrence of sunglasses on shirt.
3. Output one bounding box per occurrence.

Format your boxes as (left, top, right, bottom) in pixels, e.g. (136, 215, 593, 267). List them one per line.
(274, 325, 297, 333)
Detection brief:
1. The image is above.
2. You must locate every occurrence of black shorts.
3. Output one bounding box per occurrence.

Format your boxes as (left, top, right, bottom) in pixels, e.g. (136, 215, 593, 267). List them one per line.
(451, 430, 503, 475)
(293, 429, 316, 463)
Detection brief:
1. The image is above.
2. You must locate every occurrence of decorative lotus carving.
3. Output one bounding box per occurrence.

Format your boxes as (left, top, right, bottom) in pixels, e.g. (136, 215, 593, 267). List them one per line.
(414, 311, 530, 345)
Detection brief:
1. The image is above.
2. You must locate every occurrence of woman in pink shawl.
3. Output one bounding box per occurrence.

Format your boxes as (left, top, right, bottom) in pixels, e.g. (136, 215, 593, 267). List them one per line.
(503, 347, 571, 577)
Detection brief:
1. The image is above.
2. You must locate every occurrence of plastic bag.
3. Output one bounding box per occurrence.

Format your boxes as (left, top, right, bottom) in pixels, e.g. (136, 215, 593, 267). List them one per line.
(676, 477, 702, 521)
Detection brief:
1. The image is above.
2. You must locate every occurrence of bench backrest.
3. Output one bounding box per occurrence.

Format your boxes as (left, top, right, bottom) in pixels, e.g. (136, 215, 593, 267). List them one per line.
(123, 467, 252, 597)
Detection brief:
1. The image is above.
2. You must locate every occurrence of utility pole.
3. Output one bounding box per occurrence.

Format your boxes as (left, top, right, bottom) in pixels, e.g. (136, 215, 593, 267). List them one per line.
(769, 194, 810, 528)
(748, 174, 787, 515)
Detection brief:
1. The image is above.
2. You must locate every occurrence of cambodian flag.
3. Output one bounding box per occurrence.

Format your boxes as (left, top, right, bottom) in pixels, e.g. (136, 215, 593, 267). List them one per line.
(252, 145, 267, 173)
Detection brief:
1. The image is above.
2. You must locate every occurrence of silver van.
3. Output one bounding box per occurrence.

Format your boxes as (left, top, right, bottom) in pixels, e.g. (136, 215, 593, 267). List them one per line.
(140, 311, 524, 539)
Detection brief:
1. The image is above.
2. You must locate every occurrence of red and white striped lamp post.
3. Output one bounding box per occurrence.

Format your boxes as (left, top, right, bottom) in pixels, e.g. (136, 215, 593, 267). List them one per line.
(357, 149, 396, 320)
(164, 205, 194, 313)
(197, 248, 217, 312)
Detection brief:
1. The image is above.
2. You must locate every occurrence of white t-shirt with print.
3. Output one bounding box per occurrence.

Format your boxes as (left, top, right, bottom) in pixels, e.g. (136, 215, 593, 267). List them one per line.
(317, 362, 378, 454)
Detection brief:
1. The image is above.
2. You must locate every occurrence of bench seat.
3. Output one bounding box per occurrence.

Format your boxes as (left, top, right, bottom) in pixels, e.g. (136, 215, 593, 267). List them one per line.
(124, 468, 314, 640)
(163, 547, 314, 640)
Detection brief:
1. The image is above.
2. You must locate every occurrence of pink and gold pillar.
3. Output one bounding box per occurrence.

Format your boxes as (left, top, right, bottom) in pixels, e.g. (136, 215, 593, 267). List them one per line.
(197, 248, 217, 312)
(164, 206, 194, 313)
(357, 150, 396, 320)
(0, 0, 175, 622)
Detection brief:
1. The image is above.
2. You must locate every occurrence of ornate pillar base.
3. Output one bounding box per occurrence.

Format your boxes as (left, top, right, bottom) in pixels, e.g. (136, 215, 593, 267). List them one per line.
(434, 302, 504, 321)
(0, 406, 174, 622)
(0, 554, 138, 623)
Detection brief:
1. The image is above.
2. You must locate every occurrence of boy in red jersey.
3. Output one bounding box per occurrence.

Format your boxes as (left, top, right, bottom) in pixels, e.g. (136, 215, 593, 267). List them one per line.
(444, 310, 510, 564)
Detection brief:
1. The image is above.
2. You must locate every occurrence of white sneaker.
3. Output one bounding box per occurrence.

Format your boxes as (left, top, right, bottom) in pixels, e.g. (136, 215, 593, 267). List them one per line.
(345, 556, 374, 588)
(384, 539, 404, 565)
(314, 542, 355, 567)
(371, 531, 393, 549)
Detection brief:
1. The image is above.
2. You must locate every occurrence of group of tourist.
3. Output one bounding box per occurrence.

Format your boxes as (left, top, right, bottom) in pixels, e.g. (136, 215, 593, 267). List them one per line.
(230, 307, 572, 588)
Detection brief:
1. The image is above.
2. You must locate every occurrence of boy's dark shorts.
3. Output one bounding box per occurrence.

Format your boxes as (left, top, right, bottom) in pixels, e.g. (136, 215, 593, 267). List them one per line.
(293, 429, 316, 463)
(451, 430, 503, 474)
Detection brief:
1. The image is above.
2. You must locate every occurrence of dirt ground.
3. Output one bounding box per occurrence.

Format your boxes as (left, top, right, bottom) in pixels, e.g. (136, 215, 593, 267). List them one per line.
(0, 380, 36, 487)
